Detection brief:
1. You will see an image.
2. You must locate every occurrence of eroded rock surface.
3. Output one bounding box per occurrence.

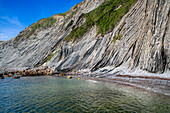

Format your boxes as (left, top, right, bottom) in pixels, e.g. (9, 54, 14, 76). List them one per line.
(0, 0, 169, 76)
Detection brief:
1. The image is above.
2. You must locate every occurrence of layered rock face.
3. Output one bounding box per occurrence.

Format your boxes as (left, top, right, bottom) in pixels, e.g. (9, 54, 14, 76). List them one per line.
(0, 0, 169, 75)
(0, 0, 104, 70)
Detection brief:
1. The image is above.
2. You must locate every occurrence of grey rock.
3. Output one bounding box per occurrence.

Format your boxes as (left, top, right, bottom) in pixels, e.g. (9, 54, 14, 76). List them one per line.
(0, 0, 169, 76)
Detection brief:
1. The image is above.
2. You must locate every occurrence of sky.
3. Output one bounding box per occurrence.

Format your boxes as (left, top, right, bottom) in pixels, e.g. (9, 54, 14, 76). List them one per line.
(0, 0, 83, 41)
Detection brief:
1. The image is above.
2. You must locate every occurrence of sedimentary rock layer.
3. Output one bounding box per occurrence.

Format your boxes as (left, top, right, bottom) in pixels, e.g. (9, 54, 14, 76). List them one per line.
(0, 0, 169, 75)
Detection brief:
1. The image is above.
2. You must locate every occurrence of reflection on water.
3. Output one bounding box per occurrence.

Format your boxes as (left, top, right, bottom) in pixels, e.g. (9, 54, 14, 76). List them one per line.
(0, 76, 169, 113)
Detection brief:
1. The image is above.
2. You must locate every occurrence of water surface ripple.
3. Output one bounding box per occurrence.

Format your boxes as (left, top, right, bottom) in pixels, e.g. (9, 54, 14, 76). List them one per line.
(0, 76, 169, 113)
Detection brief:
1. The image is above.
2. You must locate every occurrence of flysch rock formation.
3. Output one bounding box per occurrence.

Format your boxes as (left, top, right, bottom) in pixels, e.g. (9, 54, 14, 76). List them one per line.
(0, 0, 169, 77)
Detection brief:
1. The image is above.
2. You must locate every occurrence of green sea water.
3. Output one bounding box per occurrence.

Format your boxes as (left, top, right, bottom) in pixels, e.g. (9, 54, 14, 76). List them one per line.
(0, 76, 169, 113)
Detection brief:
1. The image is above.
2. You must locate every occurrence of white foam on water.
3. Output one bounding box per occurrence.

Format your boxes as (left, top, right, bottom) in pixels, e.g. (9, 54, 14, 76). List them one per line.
(87, 80, 98, 83)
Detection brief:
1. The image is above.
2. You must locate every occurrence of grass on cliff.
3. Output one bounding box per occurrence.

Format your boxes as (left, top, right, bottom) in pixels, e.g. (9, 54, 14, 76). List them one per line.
(58, 11, 69, 17)
(26, 17, 57, 38)
(111, 32, 123, 42)
(65, 20, 74, 30)
(64, 0, 136, 42)
(14, 17, 57, 42)
(46, 50, 60, 62)
(111, 20, 125, 42)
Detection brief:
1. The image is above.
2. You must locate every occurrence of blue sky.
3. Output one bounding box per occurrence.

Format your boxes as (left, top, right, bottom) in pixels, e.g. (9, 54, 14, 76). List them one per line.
(0, 0, 82, 41)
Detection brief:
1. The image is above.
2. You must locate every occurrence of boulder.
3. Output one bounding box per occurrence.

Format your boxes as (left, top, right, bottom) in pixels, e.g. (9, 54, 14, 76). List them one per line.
(4, 75, 9, 77)
(12, 76, 20, 79)
(8, 74, 13, 77)
(0, 73, 3, 77)
(67, 76, 72, 79)
(1, 76, 4, 79)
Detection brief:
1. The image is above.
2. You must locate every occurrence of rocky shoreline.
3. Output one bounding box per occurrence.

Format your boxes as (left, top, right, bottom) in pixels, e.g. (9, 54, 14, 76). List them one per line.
(1, 67, 170, 96)
(71, 74, 170, 96)
(0, 66, 54, 79)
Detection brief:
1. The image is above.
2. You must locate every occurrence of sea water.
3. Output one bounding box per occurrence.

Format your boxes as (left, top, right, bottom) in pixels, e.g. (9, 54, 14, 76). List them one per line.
(0, 76, 169, 112)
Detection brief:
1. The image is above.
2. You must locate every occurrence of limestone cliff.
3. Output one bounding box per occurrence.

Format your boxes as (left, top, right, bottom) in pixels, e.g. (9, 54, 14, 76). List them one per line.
(0, 0, 169, 76)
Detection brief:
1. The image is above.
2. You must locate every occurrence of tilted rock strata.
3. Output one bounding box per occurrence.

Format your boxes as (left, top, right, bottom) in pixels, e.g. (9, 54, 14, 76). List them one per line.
(0, 0, 169, 75)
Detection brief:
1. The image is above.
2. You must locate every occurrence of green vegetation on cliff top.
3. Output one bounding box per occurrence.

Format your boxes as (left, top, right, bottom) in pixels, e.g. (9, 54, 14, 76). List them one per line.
(27, 17, 57, 38)
(58, 11, 69, 17)
(64, 0, 136, 42)
(16, 17, 57, 41)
